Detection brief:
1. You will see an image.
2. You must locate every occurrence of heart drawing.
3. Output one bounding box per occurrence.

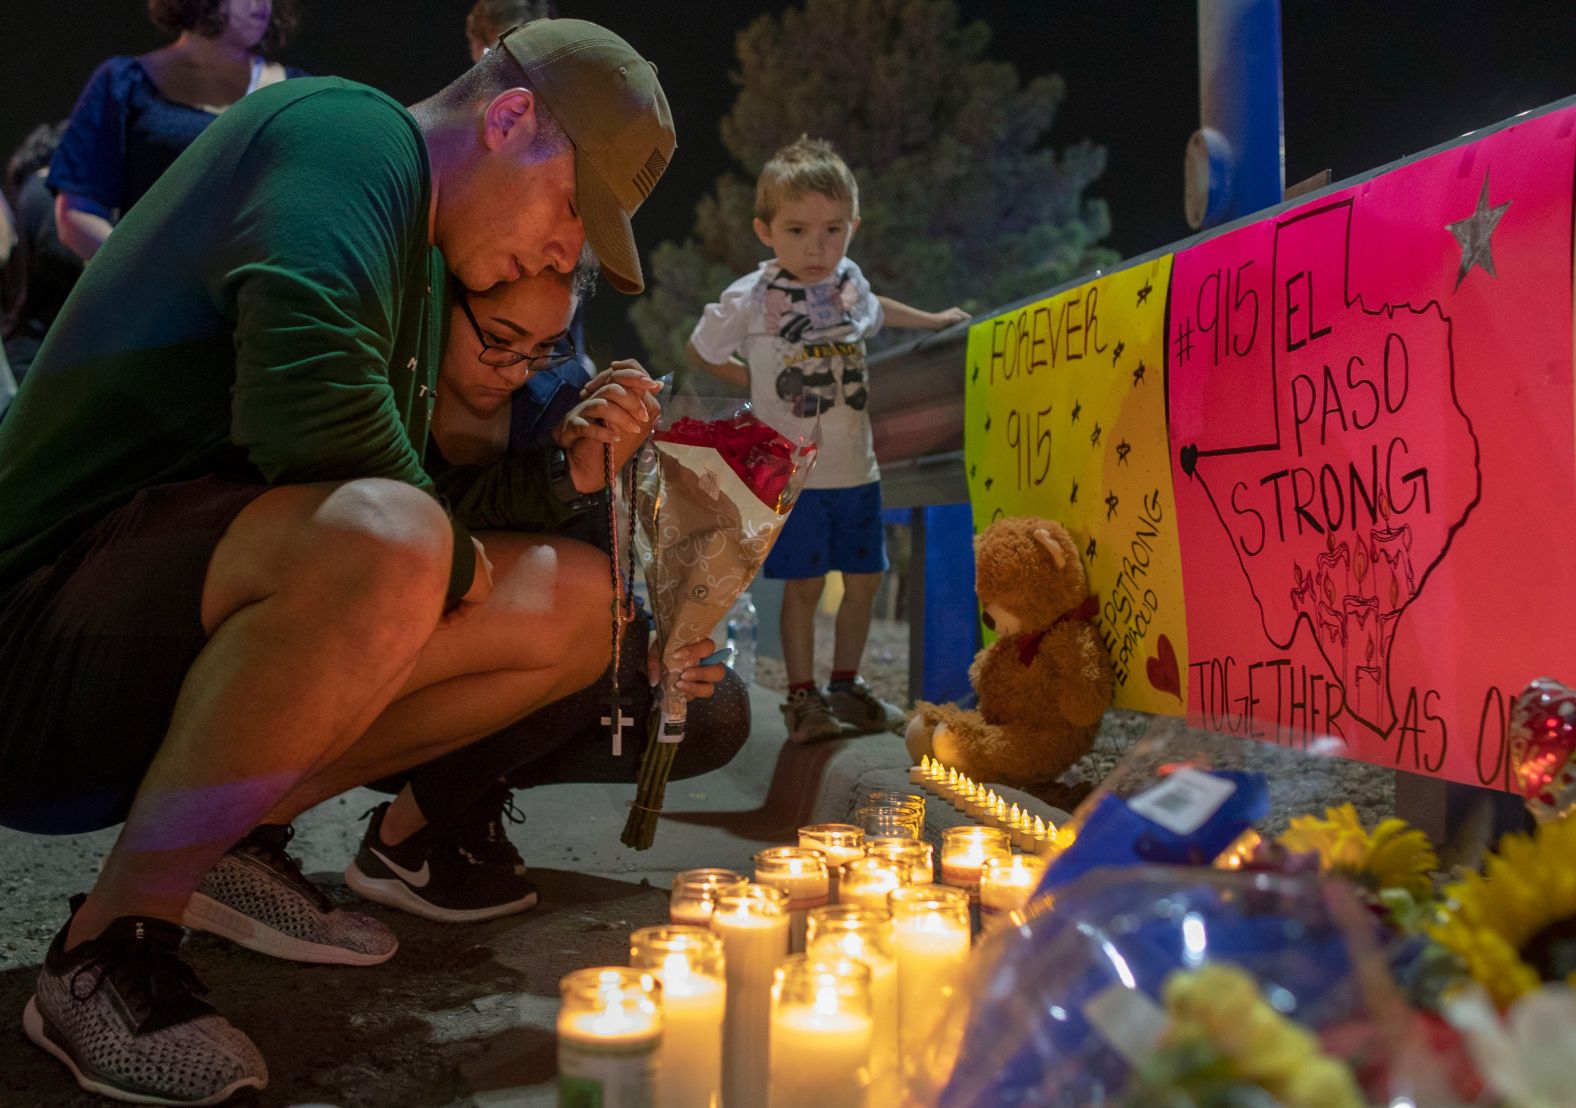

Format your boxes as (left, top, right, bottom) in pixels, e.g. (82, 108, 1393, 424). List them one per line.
(1146, 633, 1181, 700)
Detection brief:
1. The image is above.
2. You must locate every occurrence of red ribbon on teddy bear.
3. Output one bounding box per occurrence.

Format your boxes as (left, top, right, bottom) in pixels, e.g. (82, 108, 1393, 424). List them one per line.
(1014, 595, 1101, 666)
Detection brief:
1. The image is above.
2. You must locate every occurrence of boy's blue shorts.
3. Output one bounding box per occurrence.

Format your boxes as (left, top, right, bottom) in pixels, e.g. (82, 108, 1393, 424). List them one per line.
(764, 481, 889, 580)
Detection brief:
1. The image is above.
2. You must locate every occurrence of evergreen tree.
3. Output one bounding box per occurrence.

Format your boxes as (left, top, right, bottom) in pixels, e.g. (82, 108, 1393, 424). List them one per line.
(631, 0, 1118, 376)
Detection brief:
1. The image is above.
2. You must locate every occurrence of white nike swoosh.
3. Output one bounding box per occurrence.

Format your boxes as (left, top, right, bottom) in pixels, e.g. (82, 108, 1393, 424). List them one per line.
(370, 846, 431, 889)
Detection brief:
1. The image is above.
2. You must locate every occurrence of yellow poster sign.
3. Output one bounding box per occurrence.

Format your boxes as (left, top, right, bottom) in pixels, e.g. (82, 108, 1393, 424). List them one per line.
(963, 256, 1188, 715)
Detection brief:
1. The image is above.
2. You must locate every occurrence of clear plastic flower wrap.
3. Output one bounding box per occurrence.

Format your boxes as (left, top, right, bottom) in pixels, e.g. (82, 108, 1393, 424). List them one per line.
(916, 867, 1440, 1108)
(1064, 714, 1376, 839)
(620, 396, 816, 849)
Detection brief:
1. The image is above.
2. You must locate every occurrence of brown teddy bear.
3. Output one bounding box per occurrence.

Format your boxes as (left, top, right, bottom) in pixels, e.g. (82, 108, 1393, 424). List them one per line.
(905, 516, 1115, 786)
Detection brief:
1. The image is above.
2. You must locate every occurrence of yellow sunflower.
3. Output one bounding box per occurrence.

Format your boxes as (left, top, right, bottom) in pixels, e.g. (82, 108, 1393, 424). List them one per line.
(1432, 816, 1576, 1008)
(1278, 803, 1439, 901)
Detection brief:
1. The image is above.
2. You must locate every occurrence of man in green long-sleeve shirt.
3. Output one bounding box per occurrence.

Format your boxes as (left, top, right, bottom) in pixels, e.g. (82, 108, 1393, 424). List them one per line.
(0, 21, 721, 1104)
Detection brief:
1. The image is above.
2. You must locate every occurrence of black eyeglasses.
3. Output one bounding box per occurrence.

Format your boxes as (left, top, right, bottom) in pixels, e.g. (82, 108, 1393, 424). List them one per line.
(458, 290, 579, 371)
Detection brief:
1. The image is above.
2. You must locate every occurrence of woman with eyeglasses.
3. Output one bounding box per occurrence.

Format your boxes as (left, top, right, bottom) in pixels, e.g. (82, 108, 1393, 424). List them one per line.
(346, 268, 750, 924)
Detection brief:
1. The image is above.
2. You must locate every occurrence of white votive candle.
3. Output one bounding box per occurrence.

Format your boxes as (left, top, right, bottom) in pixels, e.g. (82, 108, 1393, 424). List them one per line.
(806, 906, 898, 1102)
(889, 885, 971, 1063)
(557, 967, 663, 1107)
(939, 826, 1012, 901)
(768, 955, 873, 1108)
(864, 837, 934, 886)
(799, 824, 865, 901)
(711, 884, 789, 1108)
(669, 869, 747, 927)
(837, 857, 908, 912)
(978, 854, 1048, 928)
(755, 847, 830, 952)
(630, 926, 724, 1108)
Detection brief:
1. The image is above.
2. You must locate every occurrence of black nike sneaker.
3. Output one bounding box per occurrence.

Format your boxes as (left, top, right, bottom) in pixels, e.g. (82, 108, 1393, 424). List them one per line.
(344, 802, 538, 923)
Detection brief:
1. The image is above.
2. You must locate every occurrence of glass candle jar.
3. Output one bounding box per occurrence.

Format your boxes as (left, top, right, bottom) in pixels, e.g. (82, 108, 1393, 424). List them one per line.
(854, 805, 922, 840)
(864, 836, 935, 885)
(978, 854, 1048, 927)
(798, 823, 866, 901)
(754, 846, 830, 952)
(768, 955, 873, 1108)
(837, 856, 909, 912)
(805, 906, 898, 1100)
(710, 884, 789, 1108)
(629, 926, 725, 1108)
(557, 967, 663, 1108)
(669, 869, 747, 927)
(863, 789, 926, 820)
(888, 885, 971, 1063)
(939, 826, 1013, 900)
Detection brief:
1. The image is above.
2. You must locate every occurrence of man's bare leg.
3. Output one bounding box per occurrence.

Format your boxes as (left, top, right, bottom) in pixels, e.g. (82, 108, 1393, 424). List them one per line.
(255, 530, 615, 833)
(66, 480, 605, 948)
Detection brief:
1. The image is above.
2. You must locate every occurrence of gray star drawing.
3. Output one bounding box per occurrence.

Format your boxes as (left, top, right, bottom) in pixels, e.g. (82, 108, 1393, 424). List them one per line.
(1446, 171, 1511, 289)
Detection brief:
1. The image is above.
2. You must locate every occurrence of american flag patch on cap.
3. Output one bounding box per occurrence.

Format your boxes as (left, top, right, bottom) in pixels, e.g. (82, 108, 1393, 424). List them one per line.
(634, 148, 669, 199)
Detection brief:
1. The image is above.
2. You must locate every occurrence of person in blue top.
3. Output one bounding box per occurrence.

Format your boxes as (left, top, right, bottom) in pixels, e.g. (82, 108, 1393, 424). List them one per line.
(49, 0, 307, 262)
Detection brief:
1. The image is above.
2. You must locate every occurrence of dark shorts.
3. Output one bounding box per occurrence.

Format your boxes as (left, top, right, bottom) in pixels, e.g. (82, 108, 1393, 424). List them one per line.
(764, 481, 889, 580)
(0, 475, 268, 834)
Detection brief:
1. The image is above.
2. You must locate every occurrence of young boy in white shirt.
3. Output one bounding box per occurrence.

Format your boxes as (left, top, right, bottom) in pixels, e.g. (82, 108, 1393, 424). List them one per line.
(688, 136, 968, 742)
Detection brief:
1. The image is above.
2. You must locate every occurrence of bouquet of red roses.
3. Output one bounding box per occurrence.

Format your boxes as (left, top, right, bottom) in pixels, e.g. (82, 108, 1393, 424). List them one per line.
(621, 398, 817, 848)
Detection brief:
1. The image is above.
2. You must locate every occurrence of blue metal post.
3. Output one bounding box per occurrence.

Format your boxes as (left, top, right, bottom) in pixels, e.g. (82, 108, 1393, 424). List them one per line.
(1185, 0, 1285, 229)
(904, 503, 979, 703)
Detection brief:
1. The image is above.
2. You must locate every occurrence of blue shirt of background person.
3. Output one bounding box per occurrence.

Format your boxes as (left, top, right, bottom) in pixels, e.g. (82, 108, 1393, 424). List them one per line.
(48, 0, 307, 263)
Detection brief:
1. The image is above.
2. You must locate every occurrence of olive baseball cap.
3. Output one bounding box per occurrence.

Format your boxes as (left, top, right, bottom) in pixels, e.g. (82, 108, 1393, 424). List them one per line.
(500, 19, 675, 294)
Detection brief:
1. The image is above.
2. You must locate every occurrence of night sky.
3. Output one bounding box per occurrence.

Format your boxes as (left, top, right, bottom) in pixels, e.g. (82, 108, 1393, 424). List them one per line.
(4, 1, 1573, 358)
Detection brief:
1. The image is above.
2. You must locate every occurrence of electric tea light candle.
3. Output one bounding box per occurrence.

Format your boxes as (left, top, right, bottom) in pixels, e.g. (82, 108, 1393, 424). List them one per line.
(768, 956, 873, 1108)
(669, 869, 747, 927)
(806, 906, 898, 1100)
(978, 854, 1048, 927)
(557, 967, 664, 1108)
(838, 856, 908, 913)
(630, 926, 725, 1108)
(754, 847, 830, 952)
(939, 826, 1012, 899)
(889, 885, 971, 1065)
(710, 884, 789, 1108)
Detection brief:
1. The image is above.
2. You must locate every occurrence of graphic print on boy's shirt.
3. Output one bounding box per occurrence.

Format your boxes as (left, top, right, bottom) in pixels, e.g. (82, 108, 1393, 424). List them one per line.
(763, 265, 873, 418)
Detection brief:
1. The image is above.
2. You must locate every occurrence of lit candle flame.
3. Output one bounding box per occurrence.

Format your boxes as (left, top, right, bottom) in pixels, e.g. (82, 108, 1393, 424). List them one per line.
(812, 982, 841, 1016)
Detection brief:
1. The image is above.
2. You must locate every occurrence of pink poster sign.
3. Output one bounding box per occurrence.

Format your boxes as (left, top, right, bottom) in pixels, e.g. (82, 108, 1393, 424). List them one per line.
(1167, 106, 1576, 788)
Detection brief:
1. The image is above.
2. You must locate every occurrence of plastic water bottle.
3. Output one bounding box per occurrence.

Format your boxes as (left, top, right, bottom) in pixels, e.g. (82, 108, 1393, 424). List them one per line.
(725, 592, 758, 685)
